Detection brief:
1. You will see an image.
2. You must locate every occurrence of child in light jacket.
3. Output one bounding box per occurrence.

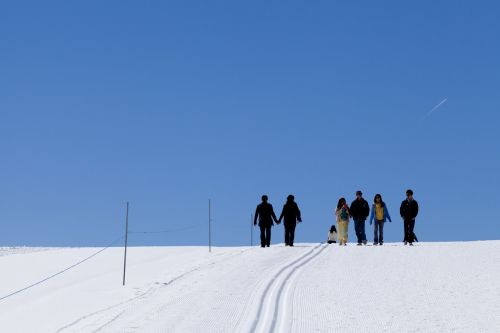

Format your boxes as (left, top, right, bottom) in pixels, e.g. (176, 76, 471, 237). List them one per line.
(327, 225, 337, 244)
(369, 194, 392, 245)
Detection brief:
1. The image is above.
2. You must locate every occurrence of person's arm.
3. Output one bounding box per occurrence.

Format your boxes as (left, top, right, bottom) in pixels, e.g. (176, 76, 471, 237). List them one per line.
(344, 204, 351, 218)
(400, 201, 405, 219)
(413, 201, 419, 219)
(271, 205, 278, 223)
(296, 204, 302, 222)
(364, 201, 370, 219)
(369, 205, 374, 225)
(385, 205, 392, 222)
(254, 206, 259, 225)
(349, 201, 355, 218)
(278, 207, 284, 224)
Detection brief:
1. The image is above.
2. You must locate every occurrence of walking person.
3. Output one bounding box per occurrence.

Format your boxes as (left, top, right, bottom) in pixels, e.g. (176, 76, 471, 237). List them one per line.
(400, 189, 419, 245)
(350, 190, 370, 245)
(336, 197, 350, 246)
(278, 195, 302, 247)
(369, 194, 392, 245)
(254, 195, 279, 247)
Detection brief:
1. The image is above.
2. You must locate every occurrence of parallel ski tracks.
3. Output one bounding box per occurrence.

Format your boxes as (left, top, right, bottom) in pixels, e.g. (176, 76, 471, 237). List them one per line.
(57, 244, 328, 333)
(246, 243, 328, 333)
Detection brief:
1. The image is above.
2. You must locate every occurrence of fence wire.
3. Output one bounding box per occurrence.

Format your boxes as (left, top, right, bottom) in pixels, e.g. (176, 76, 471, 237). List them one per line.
(0, 221, 208, 301)
(128, 223, 204, 235)
(0, 235, 125, 302)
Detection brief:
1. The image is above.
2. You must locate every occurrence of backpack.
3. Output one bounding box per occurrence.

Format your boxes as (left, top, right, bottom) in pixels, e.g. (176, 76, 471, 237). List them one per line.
(340, 207, 348, 220)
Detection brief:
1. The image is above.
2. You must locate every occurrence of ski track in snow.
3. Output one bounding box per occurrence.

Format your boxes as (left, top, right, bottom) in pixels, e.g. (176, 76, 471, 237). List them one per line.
(245, 243, 328, 333)
(81, 244, 325, 333)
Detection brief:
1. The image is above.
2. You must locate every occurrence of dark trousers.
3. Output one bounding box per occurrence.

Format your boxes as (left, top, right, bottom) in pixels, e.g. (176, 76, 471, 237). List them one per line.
(284, 223, 296, 246)
(260, 225, 272, 246)
(353, 219, 367, 244)
(374, 220, 384, 244)
(404, 219, 415, 243)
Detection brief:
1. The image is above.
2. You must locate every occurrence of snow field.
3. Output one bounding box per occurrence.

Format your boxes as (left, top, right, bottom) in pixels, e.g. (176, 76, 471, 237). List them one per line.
(291, 242, 500, 332)
(0, 241, 499, 332)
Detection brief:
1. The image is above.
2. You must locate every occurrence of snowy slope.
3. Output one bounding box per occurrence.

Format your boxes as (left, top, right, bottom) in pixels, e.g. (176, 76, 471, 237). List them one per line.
(0, 242, 499, 332)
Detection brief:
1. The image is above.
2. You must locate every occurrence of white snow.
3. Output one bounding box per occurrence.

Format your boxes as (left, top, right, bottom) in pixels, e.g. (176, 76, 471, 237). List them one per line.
(0, 242, 499, 332)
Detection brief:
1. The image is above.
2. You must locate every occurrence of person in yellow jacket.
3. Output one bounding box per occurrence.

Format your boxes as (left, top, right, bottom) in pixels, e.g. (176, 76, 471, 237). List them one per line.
(369, 194, 392, 245)
(335, 197, 350, 246)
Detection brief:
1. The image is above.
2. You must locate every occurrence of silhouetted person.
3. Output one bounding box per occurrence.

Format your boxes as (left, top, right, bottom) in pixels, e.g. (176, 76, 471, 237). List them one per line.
(350, 190, 370, 245)
(400, 189, 419, 245)
(278, 195, 302, 246)
(254, 195, 278, 247)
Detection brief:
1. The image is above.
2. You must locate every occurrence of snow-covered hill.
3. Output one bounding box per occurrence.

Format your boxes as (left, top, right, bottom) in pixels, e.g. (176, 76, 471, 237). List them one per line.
(1, 242, 499, 332)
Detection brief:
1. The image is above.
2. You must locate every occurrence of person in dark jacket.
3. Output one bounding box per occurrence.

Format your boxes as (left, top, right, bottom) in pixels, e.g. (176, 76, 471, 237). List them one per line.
(350, 190, 370, 245)
(278, 195, 302, 247)
(400, 189, 419, 245)
(254, 195, 279, 247)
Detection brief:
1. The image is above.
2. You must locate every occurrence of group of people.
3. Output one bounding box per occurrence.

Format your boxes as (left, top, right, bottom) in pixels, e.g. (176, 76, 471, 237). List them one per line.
(330, 189, 419, 246)
(254, 190, 419, 247)
(253, 194, 302, 247)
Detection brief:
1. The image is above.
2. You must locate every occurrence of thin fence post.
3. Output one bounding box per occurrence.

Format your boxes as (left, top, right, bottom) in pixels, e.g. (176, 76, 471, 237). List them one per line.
(251, 213, 253, 247)
(208, 199, 212, 253)
(122, 202, 129, 286)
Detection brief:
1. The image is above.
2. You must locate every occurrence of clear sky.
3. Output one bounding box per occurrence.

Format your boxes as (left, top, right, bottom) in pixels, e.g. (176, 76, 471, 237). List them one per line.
(1, 1, 499, 247)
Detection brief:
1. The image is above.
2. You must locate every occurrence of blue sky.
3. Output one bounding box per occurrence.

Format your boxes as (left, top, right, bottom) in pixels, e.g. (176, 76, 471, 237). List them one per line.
(1, 1, 499, 246)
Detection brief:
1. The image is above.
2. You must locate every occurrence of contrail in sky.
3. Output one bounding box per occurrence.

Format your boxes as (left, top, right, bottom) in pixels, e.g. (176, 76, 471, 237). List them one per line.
(424, 98, 448, 119)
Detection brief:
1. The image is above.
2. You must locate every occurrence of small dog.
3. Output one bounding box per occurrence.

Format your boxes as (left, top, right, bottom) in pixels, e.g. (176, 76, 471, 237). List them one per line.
(327, 225, 337, 244)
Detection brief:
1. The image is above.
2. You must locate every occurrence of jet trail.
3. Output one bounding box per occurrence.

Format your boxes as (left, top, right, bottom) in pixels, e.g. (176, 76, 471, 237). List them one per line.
(424, 98, 448, 119)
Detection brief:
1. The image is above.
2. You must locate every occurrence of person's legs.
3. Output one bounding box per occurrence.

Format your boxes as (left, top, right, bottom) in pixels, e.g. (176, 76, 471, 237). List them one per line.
(379, 221, 385, 244)
(360, 220, 367, 243)
(337, 222, 342, 245)
(284, 225, 290, 246)
(374, 220, 379, 244)
(403, 220, 409, 243)
(408, 220, 415, 244)
(265, 226, 272, 246)
(354, 219, 362, 244)
(340, 221, 348, 244)
(289, 224, 296, 246)
(260, 225, 266, 247)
